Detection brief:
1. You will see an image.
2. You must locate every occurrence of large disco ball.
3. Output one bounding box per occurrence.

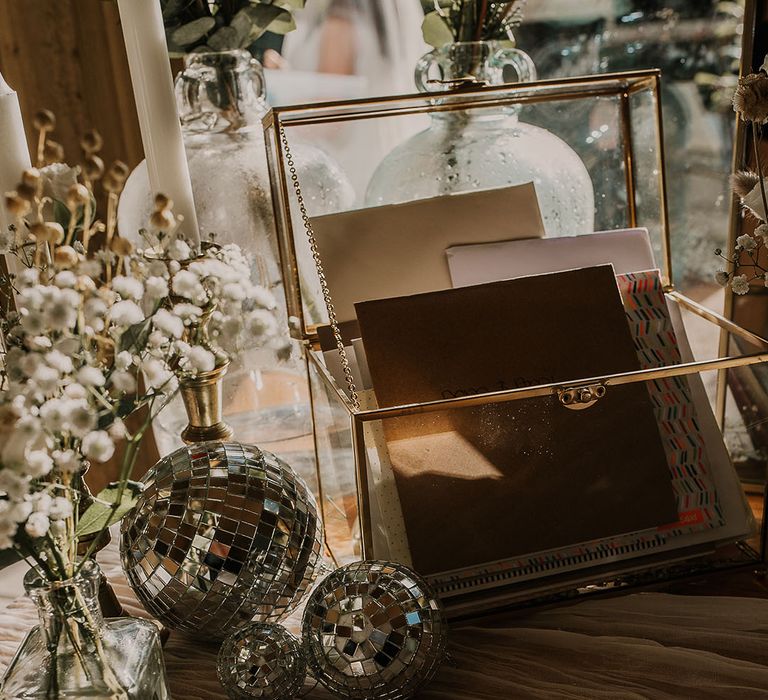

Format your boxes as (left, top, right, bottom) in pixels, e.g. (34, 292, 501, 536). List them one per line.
(302, 561, 447, 700)
(120, 442, 323, 639)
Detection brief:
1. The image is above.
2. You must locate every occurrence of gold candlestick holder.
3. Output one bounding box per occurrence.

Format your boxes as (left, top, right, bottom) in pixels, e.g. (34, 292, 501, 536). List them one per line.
(179, 362, 235, 444)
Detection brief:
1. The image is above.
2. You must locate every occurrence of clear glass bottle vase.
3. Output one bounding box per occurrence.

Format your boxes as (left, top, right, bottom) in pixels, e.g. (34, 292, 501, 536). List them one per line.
(118, 49, 354, 460)
(0, 561, 169, 699)
(365, 41, 595, 237)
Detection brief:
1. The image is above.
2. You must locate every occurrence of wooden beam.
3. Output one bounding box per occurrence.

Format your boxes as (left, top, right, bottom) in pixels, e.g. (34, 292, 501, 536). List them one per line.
(0, 0, 160, 483)
(0, 0, 144, 171)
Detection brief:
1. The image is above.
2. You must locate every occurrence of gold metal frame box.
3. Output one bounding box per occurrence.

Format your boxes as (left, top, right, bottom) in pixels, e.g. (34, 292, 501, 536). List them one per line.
(263, 70, 768, 616)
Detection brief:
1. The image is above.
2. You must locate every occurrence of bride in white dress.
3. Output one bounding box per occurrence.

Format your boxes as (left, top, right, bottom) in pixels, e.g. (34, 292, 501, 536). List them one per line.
(278, 0, 429, 203)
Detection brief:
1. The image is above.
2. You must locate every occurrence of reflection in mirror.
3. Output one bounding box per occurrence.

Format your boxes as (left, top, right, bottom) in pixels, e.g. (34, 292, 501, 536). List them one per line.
(701, 0, 768, 543)
(517, 1, 743, 285)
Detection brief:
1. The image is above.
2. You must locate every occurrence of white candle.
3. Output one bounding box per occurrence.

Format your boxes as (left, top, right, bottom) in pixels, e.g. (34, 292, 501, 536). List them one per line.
(117, 0, 199, 242)
(0, 71, 31, 274)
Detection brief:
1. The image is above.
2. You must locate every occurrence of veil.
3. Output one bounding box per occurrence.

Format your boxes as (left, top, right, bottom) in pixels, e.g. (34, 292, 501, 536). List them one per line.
(279, 0, 430, 203)
(282, 0, 428, 96)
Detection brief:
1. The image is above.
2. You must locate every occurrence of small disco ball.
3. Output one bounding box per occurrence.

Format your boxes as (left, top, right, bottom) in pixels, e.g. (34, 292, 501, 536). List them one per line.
(120, 441, 323, 639)
(217, 622, 307, 700)
(302, 560, 447, 700)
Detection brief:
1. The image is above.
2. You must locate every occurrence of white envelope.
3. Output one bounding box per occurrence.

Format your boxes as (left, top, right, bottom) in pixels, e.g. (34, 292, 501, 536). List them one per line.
(446, 228, 656, 288)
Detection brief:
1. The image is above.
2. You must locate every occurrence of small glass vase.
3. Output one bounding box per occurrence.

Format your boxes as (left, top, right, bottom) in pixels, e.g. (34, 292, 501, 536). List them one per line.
(0, 561, 169, 699)
(365, 41, 595, 237)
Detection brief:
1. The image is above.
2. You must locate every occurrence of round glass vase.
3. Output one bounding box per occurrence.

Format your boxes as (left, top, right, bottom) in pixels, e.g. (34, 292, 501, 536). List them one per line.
(0, 561, 169, 699)
(118, 49, 354, 457)
(365, 41, 595, 237)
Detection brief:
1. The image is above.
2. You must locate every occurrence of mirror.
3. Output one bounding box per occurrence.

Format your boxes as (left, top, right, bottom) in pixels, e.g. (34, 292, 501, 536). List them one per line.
(723, 0, 768, 547)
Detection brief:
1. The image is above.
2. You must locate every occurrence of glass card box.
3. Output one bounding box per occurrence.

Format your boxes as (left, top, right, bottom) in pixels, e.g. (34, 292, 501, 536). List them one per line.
(262, 70, 768, 616)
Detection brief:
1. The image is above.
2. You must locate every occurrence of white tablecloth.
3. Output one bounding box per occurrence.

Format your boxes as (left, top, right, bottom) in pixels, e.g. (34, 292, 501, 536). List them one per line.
(1, 546, 767, 699)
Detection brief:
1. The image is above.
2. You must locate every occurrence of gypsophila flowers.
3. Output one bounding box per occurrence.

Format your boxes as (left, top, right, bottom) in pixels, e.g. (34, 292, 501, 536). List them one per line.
(0, 121, 281, 590)
(733, 72, 768, 124)
(110, 300, 144, 327)
(731, 274, 750, 295)
(81, 431, 115, 463)
(723, 58, 768, 295)
(112, 275, 144, 301)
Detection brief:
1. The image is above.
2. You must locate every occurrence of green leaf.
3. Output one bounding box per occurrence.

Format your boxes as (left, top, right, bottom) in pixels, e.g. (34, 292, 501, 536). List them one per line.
(265, 10, 296, 35)
(422, 11, 454, 49)
(208, 25, 240, 50)
(231, 9, 254, 44)
(75, 482, 144, 538)
(171, 17, 216, 47)
(160, 0, 187, 20)
(166, 35, 186, 58)
(52, 199, 71, 231)
(52, 194, 95, 237)
(241, 4, 291, 40)
(275, 0, 306, 9)
(96, 395, 141, 431)
(118, 317, 152, 355)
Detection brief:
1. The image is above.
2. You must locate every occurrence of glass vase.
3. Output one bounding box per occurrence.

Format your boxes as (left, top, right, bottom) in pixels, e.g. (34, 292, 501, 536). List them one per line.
(118, 49, 354, 462)
(365, 41, 595, 237)
(0, 561, 169, 699)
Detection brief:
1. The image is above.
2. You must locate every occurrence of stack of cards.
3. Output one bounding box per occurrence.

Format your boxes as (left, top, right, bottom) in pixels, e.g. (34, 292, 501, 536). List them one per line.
(310, 189, 753, 599)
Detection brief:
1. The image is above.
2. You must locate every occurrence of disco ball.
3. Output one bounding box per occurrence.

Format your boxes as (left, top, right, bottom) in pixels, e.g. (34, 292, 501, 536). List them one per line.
(302, 560, 447, 700)
(120, 442, 323, 639)
(217, 622, 307, 699)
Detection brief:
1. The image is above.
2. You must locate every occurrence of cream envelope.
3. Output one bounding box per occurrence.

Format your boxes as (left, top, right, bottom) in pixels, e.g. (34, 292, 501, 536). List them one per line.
(309, 182, 545, 324)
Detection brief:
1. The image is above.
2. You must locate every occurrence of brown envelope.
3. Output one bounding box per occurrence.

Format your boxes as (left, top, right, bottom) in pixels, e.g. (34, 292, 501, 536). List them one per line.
(310, 183, 545, 324)
(355, 265, 678, 576)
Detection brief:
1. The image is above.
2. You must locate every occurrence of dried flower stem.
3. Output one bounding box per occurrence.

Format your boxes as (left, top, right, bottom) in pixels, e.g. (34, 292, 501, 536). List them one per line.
(65, 212, 77, 248)
(81, 199, 93, 251)
(72, 586, 126, 697)
(63, 472, 76, 577)
(35, 131, 47, 169)
(106, 192, 118, 246)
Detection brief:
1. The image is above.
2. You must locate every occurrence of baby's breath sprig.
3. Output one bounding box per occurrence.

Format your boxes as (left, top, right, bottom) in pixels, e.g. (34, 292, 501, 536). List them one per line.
(714, 226, 768, 295)
(721, 58, 768, 295)
(0, 111, 282, 582)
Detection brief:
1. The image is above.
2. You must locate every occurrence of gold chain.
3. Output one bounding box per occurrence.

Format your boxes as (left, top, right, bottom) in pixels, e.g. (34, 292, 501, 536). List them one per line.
(279, 126, 360, 410)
